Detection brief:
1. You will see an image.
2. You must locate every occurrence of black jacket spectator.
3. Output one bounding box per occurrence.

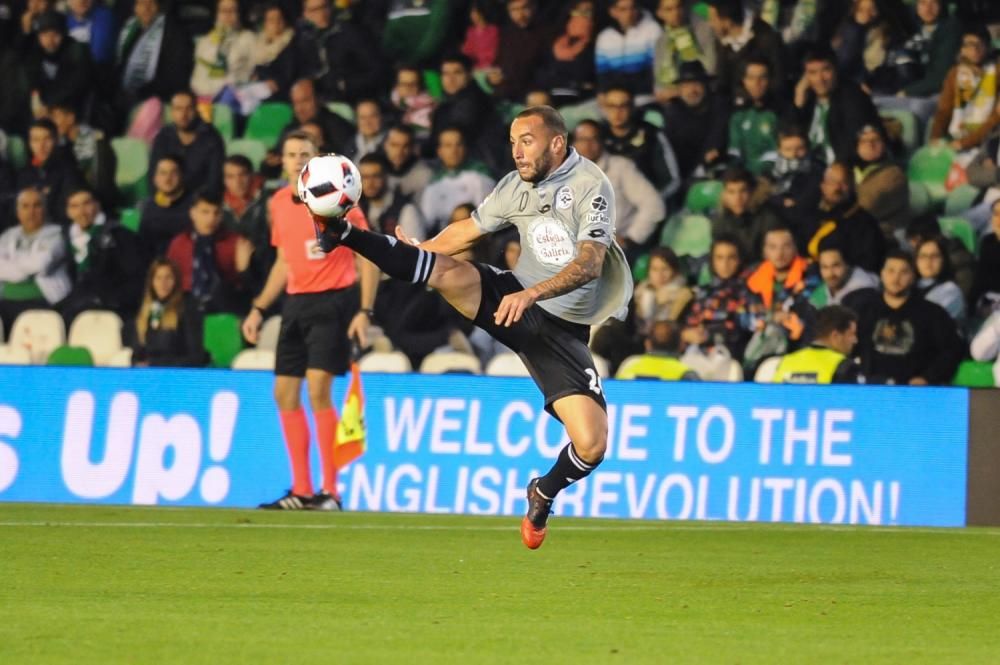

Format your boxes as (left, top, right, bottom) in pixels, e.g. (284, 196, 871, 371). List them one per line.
(661, 84, 728, 178)
(492, 6, 550, 102)
(61, 217, 146, 321)
(149, 118, 225, 198)
(804, 198, 886, 273)
(296, 17, 386, 104)
(797, 79, 883, 164)
(139, 191, 192, 257)
(127, 294, 207, 367)
(17, 123, 85, 225)
(971, 233, 1000, 312)
(714, 15, 785, 98)
(116, 7, 193, 105)
(23, 12, 94, 112)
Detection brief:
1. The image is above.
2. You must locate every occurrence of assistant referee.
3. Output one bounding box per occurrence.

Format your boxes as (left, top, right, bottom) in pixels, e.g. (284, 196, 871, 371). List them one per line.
(242, 130, 379, 510)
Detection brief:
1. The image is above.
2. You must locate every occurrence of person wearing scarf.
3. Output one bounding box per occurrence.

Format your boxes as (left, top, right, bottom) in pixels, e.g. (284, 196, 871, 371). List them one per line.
(116, 0, 192, 108)
(653, 0, 716, 103)
(930, 25, 1000, 152)
(191, 0, 255, 105)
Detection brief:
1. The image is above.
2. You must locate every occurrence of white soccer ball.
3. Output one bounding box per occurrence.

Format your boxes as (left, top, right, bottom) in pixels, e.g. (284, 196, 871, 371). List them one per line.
(297, 153, 363, 218)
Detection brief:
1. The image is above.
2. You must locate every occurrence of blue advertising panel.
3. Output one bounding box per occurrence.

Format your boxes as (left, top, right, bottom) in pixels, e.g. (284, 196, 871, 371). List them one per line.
(0, 367, 969, 526)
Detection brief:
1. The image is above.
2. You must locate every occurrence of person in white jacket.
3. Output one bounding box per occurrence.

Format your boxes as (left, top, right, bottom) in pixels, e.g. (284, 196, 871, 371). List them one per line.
(0, 188, 71, 331)
(572, 119, 665, 260)
(418, 128, 495, 237)
(971, 311, 1000, 385)
(190, 0, 255, 102)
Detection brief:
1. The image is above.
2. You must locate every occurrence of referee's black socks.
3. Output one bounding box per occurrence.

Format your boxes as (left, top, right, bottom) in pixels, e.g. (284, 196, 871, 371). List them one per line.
(536, 443, 602, 499)
(340, 224, 436, 285)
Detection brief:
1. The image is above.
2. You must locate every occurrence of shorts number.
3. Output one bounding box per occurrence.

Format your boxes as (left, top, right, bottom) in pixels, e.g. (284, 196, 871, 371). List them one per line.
(585, 368, 603, 396)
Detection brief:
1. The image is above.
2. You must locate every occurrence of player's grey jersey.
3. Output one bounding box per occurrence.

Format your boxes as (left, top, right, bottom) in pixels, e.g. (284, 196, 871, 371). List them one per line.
(472, 148, 634, 325)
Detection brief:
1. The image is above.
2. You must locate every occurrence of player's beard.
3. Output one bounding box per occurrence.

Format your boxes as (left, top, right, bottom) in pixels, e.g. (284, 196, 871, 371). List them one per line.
(520, 149, 555, 184)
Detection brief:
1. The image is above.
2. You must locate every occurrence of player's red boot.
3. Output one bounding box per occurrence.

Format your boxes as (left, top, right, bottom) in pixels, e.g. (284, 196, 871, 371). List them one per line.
(521, 478, 552, 550)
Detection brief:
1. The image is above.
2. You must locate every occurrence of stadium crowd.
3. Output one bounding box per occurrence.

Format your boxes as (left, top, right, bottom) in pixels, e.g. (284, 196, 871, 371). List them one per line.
(2, 0, 1000, 385)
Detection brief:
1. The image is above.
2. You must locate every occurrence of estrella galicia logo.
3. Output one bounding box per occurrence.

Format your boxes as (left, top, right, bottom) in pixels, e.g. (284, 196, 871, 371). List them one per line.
(590, 196, 608, 212)
(588, 229, 607, 239)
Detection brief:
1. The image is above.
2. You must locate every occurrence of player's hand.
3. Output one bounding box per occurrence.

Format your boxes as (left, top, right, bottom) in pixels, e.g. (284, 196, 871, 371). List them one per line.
(347, 311, 370, 348)
(494, 289, 536, 327)
(242, 307, 263, 345)
(394, 226, 420, 246)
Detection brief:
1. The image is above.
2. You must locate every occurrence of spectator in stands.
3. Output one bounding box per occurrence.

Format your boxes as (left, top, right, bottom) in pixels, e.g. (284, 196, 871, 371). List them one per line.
(832, 0, 904, 87)
(534, 0, 597, 105)
(760, 123, 824, 231)
(352, 99, 386, 160)
(964, 130, 1000, 234)
(904, 213, 975, 299)
(461, 1, 499, 72)
(190, 0, 255, 106)
(846, 250, 962, 384)
(915, 235, 966, 324)
(928, 25, 1000, 152)
(662, 60, 728, 179)
(615, 320, 700, 380)
(381, 0, 451, 68)
(599, 83, 681, 200)
(17, 119, 84, 225)
(418, 128, 494, 237)
(150, 90, 225, 197)
(245, 3, 297, 111)
(358, 153, 423, 239)
(67, 0, 116, 66)
(127, 257, 208, 367)
(49, 102, 116, 210)
(221, 154, 271, 296)
(115, 0, 193, 112)
(595, 0, 662, 96)
(682, 233, 755, 360)
(166, 190, 250, 314)
(572, 120, 664, 261)
(876, 0, 960, 118)
(15, 0, 52, 53)
(809, 238, 878, 308)
(23, 10, 93, 115)
(727, 57, 786, 175)
(60, 186, 144, 322)
(380, 125, 432, 200)
(802, 162, 886, 272)
(488, 0, 548, 102)
(744, 223, 819, 361)
(653, 0, 717, 104)
(707, 0, 785, 98)
(139, 155, 191, 257)
(970, 309, 1000, 382)
(0, 187, 71, 331)
(431, 54, 505, 175)
(712, 166, 780, 262)
(772, 304, 862, 383)
(759, 0, 823, 49)
(388, 66, 436, 138)
(970, 200, 1000, 316)
(221, 155, 261, 225)
(794, 44, 883, 164)
(853, 124, 909, 235)
(295, 0, 385, 104)
(284, 79, 355, 156)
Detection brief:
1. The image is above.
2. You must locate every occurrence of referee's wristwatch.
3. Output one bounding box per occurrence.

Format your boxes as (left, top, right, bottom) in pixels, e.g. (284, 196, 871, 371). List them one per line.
(360, 308, 375, 320)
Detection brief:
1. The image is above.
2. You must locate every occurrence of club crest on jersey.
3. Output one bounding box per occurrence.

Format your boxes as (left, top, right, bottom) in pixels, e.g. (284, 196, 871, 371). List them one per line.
(556, 186, 573, 210)
(590, 195, 608, 212)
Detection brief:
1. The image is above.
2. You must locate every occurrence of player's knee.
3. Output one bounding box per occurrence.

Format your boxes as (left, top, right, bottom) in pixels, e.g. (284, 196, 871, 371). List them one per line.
(273, 382, 299, 411)
(572, 427, 607, 464)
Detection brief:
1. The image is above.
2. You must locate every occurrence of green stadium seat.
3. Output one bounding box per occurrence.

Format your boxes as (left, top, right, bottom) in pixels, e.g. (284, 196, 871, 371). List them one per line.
(326, 102, 355, 124)
(944, 184, 981, 216)
(46, 345, 94, 367)
(952, 360, 995, 388)
(879, 108, 919, 156)
(660, 214, 712, 257)
(938, 216, 977, 254)
(7, 135, 26, 169)
(632, 253, 649, 282)
(120, 208, 141, 232)
(212, 103, 235, 141)
(111, 137, 150, 207)
(226, 138, 268, 170)
(203, 313, 244, 368)
(245, 102, 292, 146)
(423, 70, 443, 100)
(907, 145, 955, 205)
(642, 108, 664, 129)
(684, 179, 723, 214)
(691, 1, 709, 19)
(908, 181, 931, 216)
(472, 69, 493, 94)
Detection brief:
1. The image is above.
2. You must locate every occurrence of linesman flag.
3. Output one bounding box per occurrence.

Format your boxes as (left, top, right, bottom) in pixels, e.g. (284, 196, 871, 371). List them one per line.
(332, 350, 366, 469)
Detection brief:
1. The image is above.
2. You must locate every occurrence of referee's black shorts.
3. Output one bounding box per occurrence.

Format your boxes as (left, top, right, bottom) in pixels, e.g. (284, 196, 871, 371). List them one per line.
(471, 263, 607, 418)
(274, 287, 359, 377)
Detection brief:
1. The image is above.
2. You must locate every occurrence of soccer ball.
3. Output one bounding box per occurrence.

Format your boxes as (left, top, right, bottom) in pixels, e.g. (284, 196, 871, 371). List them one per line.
(297, 154, 363, 218)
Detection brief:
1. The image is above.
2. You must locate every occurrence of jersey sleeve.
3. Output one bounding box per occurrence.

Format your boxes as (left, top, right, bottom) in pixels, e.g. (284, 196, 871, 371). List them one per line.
(471, 174, 515, 233)
(574, 176, 615, 247)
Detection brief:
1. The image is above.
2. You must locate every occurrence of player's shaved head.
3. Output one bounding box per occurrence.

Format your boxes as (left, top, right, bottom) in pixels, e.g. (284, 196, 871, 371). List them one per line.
(515, 106, 568, 143)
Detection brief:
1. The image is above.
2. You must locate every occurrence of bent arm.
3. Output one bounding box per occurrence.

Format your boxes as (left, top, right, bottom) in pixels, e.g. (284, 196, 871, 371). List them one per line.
(416, 217, 488, 257)
(251, 247, 289, 311)
(527, 241, 606, 301)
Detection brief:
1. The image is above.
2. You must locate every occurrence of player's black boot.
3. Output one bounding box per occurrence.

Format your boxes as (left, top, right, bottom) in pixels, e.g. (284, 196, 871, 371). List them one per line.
(259, 490, 312, 510)
(521, 477, 553, 549)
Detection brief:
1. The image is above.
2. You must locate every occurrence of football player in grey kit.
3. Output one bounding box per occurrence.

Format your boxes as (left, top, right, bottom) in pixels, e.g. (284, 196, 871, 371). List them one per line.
(312, 106, 633, 549)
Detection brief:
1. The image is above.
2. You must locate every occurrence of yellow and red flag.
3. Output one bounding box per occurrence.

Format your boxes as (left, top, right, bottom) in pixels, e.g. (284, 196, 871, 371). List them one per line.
(332, 360, 366, 469)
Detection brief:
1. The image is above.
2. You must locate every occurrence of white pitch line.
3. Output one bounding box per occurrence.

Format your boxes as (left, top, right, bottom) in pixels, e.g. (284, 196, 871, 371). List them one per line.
(0, 520, 997, 536)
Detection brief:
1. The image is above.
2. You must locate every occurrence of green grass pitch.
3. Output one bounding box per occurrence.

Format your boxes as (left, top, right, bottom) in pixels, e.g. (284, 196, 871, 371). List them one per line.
(2, 504, 999, 664)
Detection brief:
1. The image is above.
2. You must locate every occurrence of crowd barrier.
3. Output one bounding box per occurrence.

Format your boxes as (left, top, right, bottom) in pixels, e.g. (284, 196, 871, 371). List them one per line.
(0, 366, 993, 527)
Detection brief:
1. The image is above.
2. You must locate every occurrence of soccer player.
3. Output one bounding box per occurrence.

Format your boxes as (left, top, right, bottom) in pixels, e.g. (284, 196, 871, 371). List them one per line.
(312, 106, 634, 548)
(241, 130, 379, 510)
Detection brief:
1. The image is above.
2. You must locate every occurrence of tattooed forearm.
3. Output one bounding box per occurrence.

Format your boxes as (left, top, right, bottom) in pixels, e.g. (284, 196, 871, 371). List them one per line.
(528, 241, 606, 301)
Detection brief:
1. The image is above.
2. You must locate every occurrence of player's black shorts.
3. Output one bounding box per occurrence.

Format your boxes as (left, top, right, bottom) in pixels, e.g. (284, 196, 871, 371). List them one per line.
(274, 287, 359, 377)
(472, 263, 607, 418)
